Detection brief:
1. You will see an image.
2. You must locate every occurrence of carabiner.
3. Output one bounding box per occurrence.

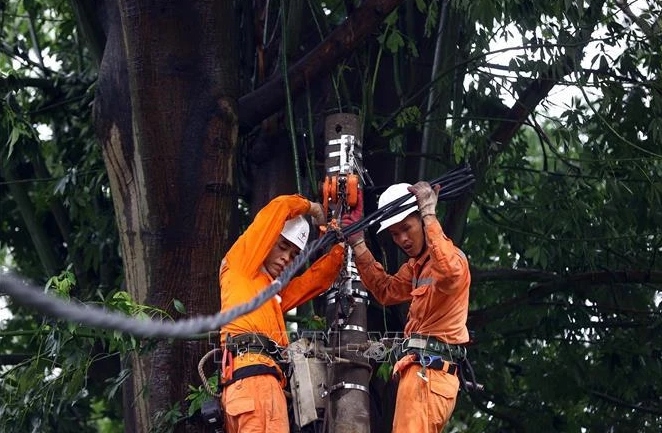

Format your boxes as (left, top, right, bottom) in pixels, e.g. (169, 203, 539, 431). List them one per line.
(419, 354, 441, 367)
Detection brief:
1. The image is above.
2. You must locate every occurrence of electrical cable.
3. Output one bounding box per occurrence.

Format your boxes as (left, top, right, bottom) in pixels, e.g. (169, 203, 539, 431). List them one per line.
(324, 163, 475, 247)
(0, 165, 475, 339)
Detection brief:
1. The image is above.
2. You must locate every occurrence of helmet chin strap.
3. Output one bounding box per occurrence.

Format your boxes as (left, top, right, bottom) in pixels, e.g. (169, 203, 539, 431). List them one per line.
(412, 216, 427, 258)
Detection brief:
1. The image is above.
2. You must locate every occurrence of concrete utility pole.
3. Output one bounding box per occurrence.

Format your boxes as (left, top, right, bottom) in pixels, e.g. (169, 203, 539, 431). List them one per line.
(323, 113, 371, 433)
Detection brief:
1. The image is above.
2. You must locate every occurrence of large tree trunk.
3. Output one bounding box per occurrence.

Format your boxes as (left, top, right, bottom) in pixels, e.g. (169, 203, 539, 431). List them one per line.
(94, 1, 239, 431)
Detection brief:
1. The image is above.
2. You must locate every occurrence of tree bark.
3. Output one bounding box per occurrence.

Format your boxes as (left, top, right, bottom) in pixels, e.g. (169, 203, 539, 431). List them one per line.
(94, 1, 239, 431)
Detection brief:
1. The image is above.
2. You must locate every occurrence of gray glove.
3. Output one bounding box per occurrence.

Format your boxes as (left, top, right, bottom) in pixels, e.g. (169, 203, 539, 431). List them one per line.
(408, 182, 439, 218)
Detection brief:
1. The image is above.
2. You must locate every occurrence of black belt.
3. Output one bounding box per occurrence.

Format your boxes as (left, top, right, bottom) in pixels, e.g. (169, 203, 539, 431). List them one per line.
(223, 364, 282, 387)
(406, 334, 467, 361)
(225, 333, 283, 362)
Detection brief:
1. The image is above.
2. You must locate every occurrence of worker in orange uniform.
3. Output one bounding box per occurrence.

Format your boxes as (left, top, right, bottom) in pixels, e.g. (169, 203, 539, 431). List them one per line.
(218, 194, 344, 433)
(343, 181, 471, 433)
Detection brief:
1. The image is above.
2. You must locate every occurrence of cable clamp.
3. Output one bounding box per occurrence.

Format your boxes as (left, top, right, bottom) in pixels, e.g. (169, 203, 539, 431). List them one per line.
(320, 381, 369, 398)
(341, 324, 366, 332)
(327, 296, 368, 305)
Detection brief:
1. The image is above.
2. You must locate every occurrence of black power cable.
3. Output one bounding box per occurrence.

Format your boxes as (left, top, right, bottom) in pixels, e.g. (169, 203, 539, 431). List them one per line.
(323, 163, 475, 248)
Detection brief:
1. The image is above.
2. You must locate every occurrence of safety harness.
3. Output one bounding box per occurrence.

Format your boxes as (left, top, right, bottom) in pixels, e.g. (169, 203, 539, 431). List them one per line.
(220, 333, 286, 387)
(196, 164, 478, 429)
(402, 334, 466, 377)
(398, 334, 483, 391)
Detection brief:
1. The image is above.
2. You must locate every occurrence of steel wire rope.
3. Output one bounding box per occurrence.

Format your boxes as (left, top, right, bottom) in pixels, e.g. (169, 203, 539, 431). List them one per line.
(0, 165, 475, 339)
(0, 234, 331, 339)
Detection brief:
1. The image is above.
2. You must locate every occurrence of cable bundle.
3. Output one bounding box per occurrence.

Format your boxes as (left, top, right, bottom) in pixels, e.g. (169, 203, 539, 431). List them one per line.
(327, 163, 475, 248)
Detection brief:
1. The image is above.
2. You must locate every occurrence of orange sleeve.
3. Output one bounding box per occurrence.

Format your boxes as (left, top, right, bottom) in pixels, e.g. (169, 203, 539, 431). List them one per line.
(353, 248, 414, 305)
(279, 244, 345, 312)
(423, 217, 470, 293)
(223, 195, 311, 278)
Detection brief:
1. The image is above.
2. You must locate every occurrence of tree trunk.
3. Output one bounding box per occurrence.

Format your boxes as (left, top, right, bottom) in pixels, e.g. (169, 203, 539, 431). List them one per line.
(94, 1, 239, 431)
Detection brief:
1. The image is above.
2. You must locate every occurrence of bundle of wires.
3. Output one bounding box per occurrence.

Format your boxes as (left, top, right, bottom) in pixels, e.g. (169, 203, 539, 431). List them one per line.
(323, 163, 475, 249)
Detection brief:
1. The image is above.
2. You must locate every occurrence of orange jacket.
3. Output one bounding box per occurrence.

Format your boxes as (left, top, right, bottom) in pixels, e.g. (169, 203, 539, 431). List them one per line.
(219, 195, 344, 375)
(354, 216, 470, 344)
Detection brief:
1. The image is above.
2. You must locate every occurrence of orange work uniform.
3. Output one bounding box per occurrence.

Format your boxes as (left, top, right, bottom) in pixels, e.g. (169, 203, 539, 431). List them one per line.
(219, 194, 344, 433)
(353, 215, 470, 433)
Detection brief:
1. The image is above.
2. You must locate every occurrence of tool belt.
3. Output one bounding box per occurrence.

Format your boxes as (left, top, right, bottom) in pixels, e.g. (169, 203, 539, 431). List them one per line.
(405, 334, 467, 361)
(417, 354, 459, 375)
(224, 364, 283, 387)
(225, 333, 282, 361)
(402, 334, 467, 376)
(221, 333, 286, 388)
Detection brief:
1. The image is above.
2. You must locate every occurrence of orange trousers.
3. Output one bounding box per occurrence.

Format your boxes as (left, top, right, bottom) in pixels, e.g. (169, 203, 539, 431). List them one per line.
(222, 374, 289, 433)
(392, 363, 459, 433)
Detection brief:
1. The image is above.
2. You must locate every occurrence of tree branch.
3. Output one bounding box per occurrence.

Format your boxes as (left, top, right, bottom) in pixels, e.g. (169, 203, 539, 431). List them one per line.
(237, 0, 406, 132)
(590, 389, 662, 416)
(0, 76, 54, 92)
(469, 269, 662, 328)
(614, 0, 654, 38)
(0, 354, 32, 367)
(486, 1, 605, 154)
(471, 268, 557, 283)
(69, 0, 108, 65)
(0, 165, 62, 276)
(445, 0, 606, 242)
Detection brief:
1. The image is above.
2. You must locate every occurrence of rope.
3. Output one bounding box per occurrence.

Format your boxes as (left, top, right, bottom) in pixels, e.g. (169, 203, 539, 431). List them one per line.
(198, 348, 223, 398)
(0, 235, 329, 339)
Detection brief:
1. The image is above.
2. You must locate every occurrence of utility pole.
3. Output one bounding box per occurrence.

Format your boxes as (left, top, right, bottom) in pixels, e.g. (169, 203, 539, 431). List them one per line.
(322, 113, 371, 433)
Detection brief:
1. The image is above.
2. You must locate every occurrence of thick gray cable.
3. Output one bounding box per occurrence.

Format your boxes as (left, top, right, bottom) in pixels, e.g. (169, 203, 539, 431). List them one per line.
(0, 271, 282, 339)
(0, 166, 473, 341)
(0, 236, 329, 340)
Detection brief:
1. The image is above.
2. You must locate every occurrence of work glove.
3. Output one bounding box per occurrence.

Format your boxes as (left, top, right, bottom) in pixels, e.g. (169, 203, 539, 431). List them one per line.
(340, 189, 364, 246)
(308, 201, 326, 227)
(408, 181, 440, 218)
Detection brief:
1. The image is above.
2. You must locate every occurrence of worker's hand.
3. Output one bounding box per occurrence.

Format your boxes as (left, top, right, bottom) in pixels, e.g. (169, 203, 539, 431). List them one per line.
(308, 201, 326, 227)
(341, 189, 364, 246)
(408, 181, 440, 218)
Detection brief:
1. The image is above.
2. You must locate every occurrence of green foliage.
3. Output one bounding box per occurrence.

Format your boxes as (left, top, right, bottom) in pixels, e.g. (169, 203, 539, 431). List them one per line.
(0, 0, 110, 282)
(2, 0, 662, 432)
(45, 268, 76, 297)
(1, 272, 123, 432)
(151, 403, 185, 433)
(0, 270, 176, 432)
(301, 314, 327, 330)
(185, 375, 219, 417)
(374, 359, 393, 382)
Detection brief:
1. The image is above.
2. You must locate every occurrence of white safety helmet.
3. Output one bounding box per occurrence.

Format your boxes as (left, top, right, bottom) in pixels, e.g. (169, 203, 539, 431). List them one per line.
(376, 183, 418, 234)
(281, 215, 310, 250)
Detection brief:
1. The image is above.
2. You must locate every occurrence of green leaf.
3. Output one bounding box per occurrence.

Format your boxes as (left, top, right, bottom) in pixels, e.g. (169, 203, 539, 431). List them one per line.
(7, 127, 20, 153)
(375, 362, 393, 382)
(384, 10, 398, 26)
(173, 299, 186, 314)
(385, 31, 405, 54)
